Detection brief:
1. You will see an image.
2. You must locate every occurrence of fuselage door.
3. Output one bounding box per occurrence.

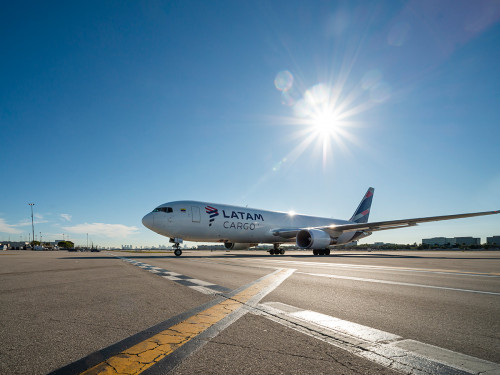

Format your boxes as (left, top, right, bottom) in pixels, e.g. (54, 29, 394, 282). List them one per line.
(192, 206, 201, 223)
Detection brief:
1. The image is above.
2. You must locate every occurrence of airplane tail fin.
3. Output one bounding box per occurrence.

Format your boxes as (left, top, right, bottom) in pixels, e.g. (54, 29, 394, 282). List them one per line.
(350, 187, 374, 223)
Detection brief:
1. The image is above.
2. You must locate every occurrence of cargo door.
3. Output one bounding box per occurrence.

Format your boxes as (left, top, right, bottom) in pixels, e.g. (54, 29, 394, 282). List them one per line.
(192, 206, 201, 223)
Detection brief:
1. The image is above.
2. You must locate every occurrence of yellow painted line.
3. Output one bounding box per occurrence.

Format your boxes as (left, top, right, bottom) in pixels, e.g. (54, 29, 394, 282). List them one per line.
(80, 268, 291, 375)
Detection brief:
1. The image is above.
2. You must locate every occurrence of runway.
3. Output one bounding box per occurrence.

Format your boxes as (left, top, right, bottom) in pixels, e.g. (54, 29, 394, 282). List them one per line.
(1, 250, 499, 374)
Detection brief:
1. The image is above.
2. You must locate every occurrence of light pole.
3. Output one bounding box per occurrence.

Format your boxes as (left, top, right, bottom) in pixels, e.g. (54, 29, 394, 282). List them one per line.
(28, 203, 35, 247)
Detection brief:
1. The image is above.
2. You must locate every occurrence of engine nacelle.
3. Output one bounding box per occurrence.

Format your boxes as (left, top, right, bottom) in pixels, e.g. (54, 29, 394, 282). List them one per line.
(224, 242, 256, 250)
(296, 229, 334, 249)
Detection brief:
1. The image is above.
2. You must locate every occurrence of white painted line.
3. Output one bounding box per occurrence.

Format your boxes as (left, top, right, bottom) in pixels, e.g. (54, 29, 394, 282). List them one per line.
(391, 340, 500, 374)
(189, 285, 218, 295)
(116, 256, 229, 296)
(290, 310, 401, 343)
(258, 302, 500, 375)
(298, 272, 500, 296)
(162, 275, 181, 281)
(165, 272, 182, 276)
(263, 302, 303, 313)
(187, 279, 216, 286)
(248, 259, 500, 278)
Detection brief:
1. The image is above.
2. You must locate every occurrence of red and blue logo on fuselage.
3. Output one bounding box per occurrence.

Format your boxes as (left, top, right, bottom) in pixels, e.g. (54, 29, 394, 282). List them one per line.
(205, 206, 219, 227)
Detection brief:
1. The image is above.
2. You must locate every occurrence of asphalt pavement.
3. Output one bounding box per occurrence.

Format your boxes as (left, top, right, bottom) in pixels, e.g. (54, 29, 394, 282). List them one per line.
(1, 250, 499, 374)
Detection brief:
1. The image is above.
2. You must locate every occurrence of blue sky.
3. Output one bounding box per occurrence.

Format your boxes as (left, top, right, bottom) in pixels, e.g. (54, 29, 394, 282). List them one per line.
(1, 0, 499, 247)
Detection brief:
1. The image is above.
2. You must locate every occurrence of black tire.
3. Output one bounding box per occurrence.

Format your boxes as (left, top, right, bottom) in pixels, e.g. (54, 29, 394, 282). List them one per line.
(280, 249, 285, 255)
(270, 250, 275, 255)
(313, 249, 318, 255)
(325, 248, 331, 255)
(174, 249, 182, 256)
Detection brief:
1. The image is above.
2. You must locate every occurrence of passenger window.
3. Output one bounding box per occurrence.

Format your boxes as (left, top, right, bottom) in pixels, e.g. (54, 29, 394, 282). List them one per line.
(167, 207, 173, 213)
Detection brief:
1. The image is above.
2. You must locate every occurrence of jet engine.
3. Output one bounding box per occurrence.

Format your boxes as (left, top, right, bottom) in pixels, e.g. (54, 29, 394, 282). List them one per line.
(296, 229, 335, 249)
(224, 242, 257, 250)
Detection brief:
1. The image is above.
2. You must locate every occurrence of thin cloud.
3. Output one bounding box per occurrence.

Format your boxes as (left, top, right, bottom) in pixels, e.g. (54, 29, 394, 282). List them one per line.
(60, 214, 72, 222)
(0, 218, 22, 234)
(62, 223, 139, 238)
(16, 219, 49, 226)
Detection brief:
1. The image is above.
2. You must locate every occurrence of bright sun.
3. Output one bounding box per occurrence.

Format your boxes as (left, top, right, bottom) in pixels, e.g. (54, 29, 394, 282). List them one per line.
(274, 78, 369, 169)
(311, 110, 339, 138)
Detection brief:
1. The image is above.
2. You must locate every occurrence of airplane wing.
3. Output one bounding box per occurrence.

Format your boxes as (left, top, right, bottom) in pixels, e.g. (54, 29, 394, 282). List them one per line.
(272, 210, 499, 238)
(321, 210, 499, 235)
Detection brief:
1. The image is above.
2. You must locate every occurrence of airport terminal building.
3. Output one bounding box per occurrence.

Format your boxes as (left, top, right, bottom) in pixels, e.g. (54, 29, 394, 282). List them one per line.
(422, 237, 480, 246)
(487, 236, 500, 246)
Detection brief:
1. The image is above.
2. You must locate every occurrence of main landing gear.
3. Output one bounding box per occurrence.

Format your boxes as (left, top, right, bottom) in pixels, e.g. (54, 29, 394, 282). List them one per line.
(269, 244, 285, 255)
(313, 248, 331, 256)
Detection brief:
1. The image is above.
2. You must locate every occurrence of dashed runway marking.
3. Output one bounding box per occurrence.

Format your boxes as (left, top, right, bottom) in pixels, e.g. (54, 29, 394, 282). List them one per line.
(116, 256, 231, 294)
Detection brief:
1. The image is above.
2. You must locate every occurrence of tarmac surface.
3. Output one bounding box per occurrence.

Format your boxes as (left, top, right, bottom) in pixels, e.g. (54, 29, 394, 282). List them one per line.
(1, 250, 499, 374)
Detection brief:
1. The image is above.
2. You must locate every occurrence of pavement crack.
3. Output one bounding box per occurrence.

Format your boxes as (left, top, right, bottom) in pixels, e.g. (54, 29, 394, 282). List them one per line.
(207, 339, 334, 363)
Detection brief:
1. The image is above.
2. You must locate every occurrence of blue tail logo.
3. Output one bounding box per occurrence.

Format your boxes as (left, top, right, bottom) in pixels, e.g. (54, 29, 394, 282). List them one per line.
(350, 187, 374, 223)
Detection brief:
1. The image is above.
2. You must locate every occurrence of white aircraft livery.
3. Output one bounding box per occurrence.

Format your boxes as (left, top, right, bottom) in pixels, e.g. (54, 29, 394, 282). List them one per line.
(142, 188, 499, 256)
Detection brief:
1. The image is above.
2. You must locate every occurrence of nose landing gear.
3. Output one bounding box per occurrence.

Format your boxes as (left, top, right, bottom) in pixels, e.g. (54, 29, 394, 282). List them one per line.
(170, 237, 183, 256)
(174, 246, 182, 257)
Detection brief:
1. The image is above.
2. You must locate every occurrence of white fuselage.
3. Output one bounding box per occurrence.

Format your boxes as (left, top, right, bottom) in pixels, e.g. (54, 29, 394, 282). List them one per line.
(142, 200, 359, 245)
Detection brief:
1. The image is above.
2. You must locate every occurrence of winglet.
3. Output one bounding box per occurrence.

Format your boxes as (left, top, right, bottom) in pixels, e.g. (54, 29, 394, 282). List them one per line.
(350, 187, 374, 223)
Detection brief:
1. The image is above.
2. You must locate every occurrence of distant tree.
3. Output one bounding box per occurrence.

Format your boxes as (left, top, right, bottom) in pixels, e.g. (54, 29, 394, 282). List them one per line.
(58, 241, 74, 248)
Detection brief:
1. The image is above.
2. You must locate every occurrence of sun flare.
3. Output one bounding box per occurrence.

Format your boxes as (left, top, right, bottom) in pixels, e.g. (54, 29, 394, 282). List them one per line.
(310, 110, 340, 138)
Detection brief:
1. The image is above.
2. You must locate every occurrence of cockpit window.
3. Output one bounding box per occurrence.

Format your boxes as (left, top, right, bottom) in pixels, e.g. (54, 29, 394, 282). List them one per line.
(153, 207, 173, 213)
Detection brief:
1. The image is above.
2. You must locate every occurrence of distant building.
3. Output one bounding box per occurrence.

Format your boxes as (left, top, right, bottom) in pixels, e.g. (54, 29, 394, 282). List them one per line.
(454, 237, 480, 246)
(487, 236, 500, 246)
(422, 237, 455, 246)
(422, 236, 480, 246)
(0, 241, 29, 250)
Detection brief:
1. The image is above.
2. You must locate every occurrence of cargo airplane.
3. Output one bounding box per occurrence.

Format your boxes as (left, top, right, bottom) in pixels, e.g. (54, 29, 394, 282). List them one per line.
(141, 188, 499, 256)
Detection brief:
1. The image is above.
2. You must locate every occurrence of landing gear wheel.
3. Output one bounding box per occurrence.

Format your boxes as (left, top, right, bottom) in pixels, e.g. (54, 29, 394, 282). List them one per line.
(318, 249, 325, 256)
(313, 249, 318, 255)
(174, 248, 182, 256)
(280, 249, 285, 255)
(325, 248, 331, 255)
(272, 244, 282, 255)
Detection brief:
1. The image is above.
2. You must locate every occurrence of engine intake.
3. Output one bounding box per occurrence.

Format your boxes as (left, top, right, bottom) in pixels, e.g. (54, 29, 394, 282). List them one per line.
(296, 229, 334, 249)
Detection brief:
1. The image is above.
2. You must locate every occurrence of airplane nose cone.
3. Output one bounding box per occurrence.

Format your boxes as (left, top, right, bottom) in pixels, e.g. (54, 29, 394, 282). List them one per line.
(142, 213, 154, 230)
